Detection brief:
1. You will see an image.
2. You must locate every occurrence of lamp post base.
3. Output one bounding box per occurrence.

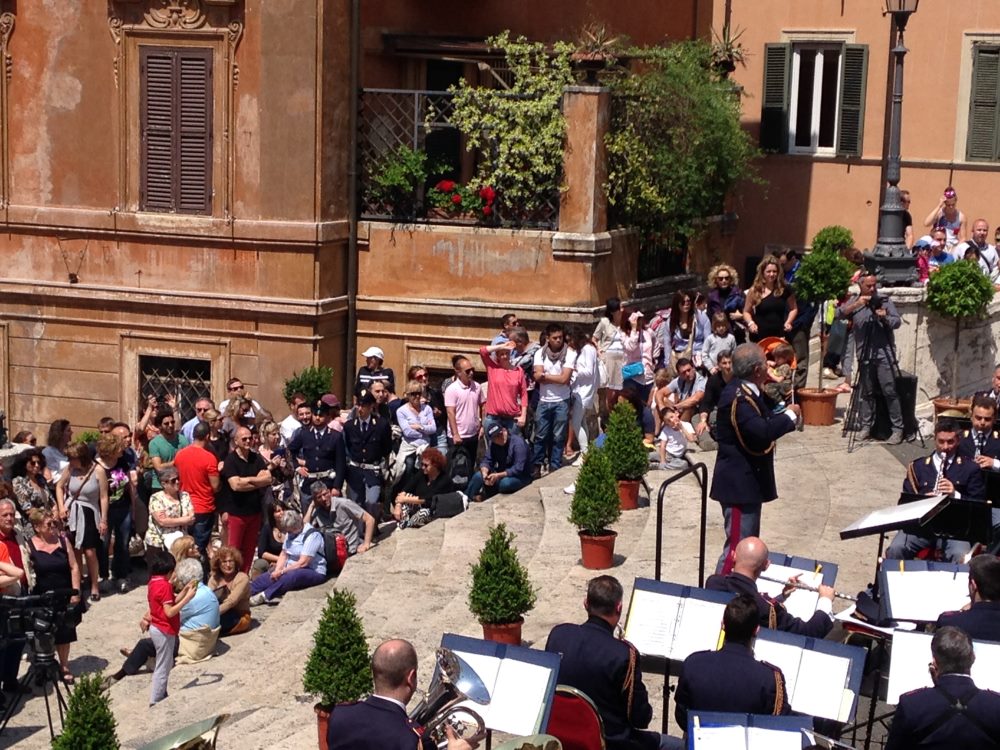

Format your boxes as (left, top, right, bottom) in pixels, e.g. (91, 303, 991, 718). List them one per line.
(864, 248, 918, 286)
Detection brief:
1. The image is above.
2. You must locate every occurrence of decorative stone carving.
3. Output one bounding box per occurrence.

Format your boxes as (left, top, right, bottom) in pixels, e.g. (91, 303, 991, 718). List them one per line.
(144, 1, 207, 30)
(0, 12, 13, 82)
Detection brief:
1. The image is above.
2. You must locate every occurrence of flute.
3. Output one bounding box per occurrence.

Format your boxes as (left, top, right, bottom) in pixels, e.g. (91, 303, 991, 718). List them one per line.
(758, 574, 858, 602)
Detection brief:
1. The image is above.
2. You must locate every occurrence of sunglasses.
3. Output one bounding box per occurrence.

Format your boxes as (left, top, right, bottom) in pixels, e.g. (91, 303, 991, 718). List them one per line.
(462, 368, 475, 375)
(716, 275, 731, 280)
(28, 460, 42, 467)
(229, 384, 244, 391)
(407, 391, 422, 397)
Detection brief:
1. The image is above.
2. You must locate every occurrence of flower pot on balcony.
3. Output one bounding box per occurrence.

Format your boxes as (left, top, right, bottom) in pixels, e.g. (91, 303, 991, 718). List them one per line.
(797, 388, 839, 426)
(933, 397, 971, 418)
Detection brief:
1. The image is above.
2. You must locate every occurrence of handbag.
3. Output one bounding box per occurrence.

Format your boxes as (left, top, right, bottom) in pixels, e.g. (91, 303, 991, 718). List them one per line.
(430, 491, 468, 519)
(621, 361, 644, 381)
(597, 357, 610, 388)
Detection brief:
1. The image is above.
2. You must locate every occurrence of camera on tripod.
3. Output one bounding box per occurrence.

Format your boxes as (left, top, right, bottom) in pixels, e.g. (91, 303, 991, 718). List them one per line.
(0, 589, 76, 657)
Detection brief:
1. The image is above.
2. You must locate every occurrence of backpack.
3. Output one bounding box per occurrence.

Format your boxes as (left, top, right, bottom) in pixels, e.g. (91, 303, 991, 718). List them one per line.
(304, 526, 348, 579)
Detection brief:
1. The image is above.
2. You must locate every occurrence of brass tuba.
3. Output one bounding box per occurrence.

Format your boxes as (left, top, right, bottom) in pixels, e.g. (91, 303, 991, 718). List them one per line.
(409, 648, 490, 748)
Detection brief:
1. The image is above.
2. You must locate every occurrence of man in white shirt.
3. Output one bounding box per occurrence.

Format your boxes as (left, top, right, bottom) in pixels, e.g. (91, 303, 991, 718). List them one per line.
(532, 323, 577, 477)
(180, 398, 214, 442)
(218, 376, 265, 421)
(956, 218, 1000, 286)
(279, 392, 308, 446)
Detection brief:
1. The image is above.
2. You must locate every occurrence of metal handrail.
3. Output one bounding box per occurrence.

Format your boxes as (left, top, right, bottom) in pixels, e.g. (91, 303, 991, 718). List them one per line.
(653, 462, 709, 586)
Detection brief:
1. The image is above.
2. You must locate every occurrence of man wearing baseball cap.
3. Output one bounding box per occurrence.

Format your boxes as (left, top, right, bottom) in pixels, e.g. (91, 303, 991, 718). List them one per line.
(354, 346, 396, 399)
(464, 423, 532, 503)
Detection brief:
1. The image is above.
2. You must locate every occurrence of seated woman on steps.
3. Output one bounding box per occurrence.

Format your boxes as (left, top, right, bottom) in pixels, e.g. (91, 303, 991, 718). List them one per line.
(391, 448, 455, 529)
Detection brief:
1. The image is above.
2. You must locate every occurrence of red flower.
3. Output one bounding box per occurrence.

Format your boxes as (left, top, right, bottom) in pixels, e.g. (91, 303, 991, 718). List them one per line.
(482, 205, 493, 216)
(479, 186, 496, 204)
(451, 193, 463, 205)
(436, 180, 456, 192)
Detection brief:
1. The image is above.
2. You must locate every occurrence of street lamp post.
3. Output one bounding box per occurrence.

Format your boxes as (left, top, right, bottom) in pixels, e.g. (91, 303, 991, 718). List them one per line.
(867, 0, 920, 286)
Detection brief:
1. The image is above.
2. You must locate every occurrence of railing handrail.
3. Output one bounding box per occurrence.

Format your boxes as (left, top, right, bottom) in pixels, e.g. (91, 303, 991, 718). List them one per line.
(654, 462, 709, 586)
(361, 87, 454, 96)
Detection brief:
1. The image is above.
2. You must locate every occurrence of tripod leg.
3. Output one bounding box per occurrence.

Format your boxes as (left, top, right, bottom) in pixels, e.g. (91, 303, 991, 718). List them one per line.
(0, 669, 35, 736)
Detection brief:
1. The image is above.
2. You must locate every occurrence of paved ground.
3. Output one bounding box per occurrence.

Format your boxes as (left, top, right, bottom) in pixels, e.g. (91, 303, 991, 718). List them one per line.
(4, 390, 929, 749)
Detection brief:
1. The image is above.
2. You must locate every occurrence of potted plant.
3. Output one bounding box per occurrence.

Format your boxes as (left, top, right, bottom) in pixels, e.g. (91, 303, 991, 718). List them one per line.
(468, 523, 537, 646)
(569, 446, 622, 570)
(52, 672, 120, 750)
(283, 365, 334, 406)
(303, 589, 373, 750)
(792, 230, 856, 425)
(365, 145, 430, 220)
(602, 400, 649, 509)
(926, 259, 996, 414)
(426, 180, 497, 221)
(710, 25, 748, 78)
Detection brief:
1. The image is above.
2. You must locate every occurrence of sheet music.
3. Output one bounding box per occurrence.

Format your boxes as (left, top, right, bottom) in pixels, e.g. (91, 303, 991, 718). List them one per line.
(841, 496, 945, 536)
(833, 605, 917, 637)
(758, 564, 823, 621)
(752, 638, 853, 720)
(883, 569, 970, 621)
(450, 651, 553, 735)
(887, 630, 1000, 704)
(624, 589, 726, 660)
(692, 725, 802, 750)
(748, 727, 805, 750)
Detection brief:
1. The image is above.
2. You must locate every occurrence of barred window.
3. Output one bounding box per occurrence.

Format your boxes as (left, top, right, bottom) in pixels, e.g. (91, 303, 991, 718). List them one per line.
(139, 355, 212, 425)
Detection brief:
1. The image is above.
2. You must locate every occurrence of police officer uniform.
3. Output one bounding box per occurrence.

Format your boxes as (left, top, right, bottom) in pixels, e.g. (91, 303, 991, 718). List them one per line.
(936, 600, 1000, 642)
(957, 428, 1000, 465)
(887, 453, 987, 562)
(287, 400, 347, 493)
(674, 642, 790, 731)
(343, 401, 392, 521)
(327, 695, 433, 750)
(885, 674, 1000, 750)
(704, 572, 833, 638)
(545, 615, 661, 750)
(710, 380, 797, 571)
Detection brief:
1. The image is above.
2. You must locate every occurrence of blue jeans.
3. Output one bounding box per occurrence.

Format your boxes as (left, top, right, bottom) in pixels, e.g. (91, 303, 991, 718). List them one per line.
(467, 472, 530, 501)
(99, 501, 133, 580)
(483, 414, 522, 438)
(192, 512, 216, 558)
(532, 399, 570, 470)
(250, 566, 326, 601)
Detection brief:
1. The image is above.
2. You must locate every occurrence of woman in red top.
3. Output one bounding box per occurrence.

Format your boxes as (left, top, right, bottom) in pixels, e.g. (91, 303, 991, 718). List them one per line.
(480, 341, 528, 436)
(105, 551, 196, 705)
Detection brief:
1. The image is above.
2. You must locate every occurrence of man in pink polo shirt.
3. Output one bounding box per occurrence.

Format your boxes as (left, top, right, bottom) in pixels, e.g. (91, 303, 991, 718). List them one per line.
(444, 355, 487, 472)
(480, 341, 528, 436)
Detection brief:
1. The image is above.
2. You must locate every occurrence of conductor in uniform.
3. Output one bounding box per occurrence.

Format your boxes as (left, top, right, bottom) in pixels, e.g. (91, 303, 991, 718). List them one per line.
(710, 343, 799, 574)
(885, 627, 1000, 749)
(343, 389, 392, 522)
(545, 576, 682, 750)
(327, 638, 476, 750)
(886, 419, 986, 563)
(674, 595, 791, 731)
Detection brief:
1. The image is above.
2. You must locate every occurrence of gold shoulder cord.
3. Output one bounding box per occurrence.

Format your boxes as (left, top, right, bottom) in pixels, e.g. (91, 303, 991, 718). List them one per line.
(730, 385, 775, 457)
(906, 462, 919, 493)
(622, 639, 638, 719)
(768, 603, 777, 630)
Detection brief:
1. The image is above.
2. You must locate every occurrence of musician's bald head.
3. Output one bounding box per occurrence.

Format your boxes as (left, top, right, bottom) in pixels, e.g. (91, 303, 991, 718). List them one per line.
(733, 537, 770, 578)
(372, 639, 418, 695)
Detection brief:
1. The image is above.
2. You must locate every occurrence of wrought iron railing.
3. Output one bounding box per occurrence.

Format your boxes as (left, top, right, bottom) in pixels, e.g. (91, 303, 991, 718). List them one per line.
(358, 88, 559, 229)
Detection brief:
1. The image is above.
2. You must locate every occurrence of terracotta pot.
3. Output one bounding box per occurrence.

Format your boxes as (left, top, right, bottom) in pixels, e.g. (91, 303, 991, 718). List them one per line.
(797, 388, 838, 426)
(315, 703, 331, 750)
(481, 617, 524, 646)
(617, 479, 640, 510)
(579, 530, 617, 570)
(933, 397, 971, 418)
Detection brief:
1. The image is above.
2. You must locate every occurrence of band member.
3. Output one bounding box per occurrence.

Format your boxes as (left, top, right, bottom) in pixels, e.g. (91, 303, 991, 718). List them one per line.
(705, 537, 834, 638)
(287, 398, 347, 494)
(327, 639, 476, 750)
(674, 595, 791, 730)
(710, 344, 799, 574)
(886, 419, 986, 563)
(343, 390, 392, 522)
(545, 576, 679, 750)
(957, 395, 1000, 469)
(885, 627, 1000, 750)
(936, 554, 1000, 642)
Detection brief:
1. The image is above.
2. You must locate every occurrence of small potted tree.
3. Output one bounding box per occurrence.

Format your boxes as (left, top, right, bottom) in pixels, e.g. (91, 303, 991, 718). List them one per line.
(283, 365, 334, 406)
(569, 446, 622, 570)
(303, 589, 373, 750)
(793, 231, 856, 425)
(468, 523, 537, 646)
(52, 672, 120, 750)
(926, 259, 996, 415)
(602, 400, 649, 509)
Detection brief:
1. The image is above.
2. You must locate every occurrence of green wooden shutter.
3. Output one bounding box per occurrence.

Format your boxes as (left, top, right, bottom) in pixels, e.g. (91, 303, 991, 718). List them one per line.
(837, 45, 868, 157)
(760, 44, 791, 152)
(967, 45, 1000, 162)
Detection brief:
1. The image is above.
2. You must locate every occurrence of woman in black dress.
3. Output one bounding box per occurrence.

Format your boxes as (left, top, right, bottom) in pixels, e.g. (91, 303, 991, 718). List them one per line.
(743, 255, 797, 342)
(26, 509, 82, 682)
(391, 447, 454, 528)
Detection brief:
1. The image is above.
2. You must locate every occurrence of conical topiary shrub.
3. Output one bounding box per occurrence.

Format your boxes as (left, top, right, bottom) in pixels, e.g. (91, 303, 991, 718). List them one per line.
(303, 589, 373, 710)
(51, 672, 120, 750)
(468, 523, 537, 645)
(603, 400, 649, 481)
(569, 446, 621, 569)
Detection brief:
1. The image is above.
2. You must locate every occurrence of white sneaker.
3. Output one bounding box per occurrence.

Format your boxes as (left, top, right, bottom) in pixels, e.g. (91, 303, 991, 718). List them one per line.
(249, 593, 268, 607)
(563, 483, 575, 495)
(571, 455, 585, 468)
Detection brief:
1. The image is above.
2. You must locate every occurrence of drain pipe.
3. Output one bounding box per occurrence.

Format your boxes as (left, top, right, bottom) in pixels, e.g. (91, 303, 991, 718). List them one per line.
(345, 0, 361, 397)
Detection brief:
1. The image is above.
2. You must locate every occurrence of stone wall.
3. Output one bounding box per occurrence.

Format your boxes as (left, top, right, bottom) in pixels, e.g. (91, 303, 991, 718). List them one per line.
(882, 287, 1000, 407)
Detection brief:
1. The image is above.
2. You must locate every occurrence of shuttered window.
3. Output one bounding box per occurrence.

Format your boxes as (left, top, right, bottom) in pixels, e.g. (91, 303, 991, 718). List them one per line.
(759, 42, 868, 157)
(140, 46, 213, 214)
(967, 44, 1000, 162)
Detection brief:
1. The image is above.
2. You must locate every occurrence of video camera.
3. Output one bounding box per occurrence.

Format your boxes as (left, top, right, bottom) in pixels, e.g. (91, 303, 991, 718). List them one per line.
(0, 589, 76, 658)
(868, 294, 884, 311)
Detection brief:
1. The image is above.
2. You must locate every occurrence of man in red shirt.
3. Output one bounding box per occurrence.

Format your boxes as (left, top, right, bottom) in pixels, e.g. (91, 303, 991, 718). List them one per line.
(173, 422, 221, 558)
